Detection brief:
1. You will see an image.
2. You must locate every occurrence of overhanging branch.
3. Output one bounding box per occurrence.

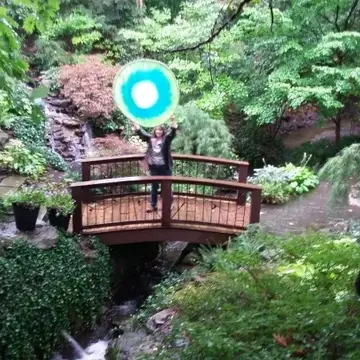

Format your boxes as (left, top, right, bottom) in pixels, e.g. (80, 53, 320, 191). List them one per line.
(344, 0, 360, 30)
(162, 0, 253, 53)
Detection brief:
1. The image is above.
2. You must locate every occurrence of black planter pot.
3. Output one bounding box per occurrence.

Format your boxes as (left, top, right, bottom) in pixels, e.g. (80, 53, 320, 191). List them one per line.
(47, 208, 71, 231)
(13, 203, 40, 232)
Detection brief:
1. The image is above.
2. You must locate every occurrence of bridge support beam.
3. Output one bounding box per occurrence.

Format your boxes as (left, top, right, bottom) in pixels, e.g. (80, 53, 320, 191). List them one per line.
(94, 227, 235, 246)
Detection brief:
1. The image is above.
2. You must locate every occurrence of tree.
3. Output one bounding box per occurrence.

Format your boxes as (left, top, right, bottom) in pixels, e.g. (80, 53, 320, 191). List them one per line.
(319, 143, 360, 203)
(173, 102, 234, 159)
(116, 0, 360, 146)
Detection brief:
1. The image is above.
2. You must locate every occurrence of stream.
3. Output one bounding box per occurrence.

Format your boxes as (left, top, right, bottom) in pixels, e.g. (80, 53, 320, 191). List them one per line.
(51, 242, 188, 360)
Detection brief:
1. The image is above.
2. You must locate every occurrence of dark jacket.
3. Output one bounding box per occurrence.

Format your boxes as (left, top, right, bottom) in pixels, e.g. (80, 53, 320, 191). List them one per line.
(137, 127, 177, 171)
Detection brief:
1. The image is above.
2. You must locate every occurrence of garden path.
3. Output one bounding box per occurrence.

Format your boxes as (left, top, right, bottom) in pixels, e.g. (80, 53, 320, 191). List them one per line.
(260, 182, 360, 235)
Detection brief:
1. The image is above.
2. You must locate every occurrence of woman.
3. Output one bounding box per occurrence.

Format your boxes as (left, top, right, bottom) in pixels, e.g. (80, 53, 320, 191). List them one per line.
(132, 116, 178, 212)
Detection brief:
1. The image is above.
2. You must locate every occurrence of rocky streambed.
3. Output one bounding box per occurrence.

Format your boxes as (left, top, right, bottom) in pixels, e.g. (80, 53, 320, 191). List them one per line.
(53, 241, 192, 360)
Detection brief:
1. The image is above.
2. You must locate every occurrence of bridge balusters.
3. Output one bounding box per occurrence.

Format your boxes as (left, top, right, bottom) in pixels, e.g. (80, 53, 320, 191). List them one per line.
(72, 156, 261, 236)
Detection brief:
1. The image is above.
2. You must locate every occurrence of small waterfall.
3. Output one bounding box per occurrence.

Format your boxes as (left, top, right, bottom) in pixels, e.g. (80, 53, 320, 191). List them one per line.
(81, 122, 95, 158)
(61, 331, 88, 358)
(76, 341, 108, 360)
(82, 122, 93, 149)
(59, 331, 108, 360)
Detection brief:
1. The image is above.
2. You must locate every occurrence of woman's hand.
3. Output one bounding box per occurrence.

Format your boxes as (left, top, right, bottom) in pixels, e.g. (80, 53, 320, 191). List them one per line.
(169, 115, 178, 129)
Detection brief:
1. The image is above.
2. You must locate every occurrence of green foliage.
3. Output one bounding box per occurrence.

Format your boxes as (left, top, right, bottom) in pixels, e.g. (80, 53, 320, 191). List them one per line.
(42, 67, 61, 93)
(42, 11, 102, 53)
(249, 160, 319, 204)
(43, 148, 69, 171)
(32, 38, 74, 70)
(287, 135, 360, 169)
(0, 90, 14, 128)
(0, 0, 59, 97)
(283, 163, 320, 195)
(46, 192, 75, 215)
(3, 186, 46, 209)
(0, 233, 111, 360)
(319, 143, 360, 202)
(173, 102, 235, 159)
(141, 230, 360, 359)
(116, 0, 360, 147)
(58, 0, 139, 29)
(44, 180, 75, 215)
(9, 109, 68, 172)
(0, 140, 46, 179)
(232, 121, 285, 167)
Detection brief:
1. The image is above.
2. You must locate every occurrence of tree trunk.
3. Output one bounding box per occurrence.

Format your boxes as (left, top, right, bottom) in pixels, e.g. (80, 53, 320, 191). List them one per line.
(333, 116, 341, 146)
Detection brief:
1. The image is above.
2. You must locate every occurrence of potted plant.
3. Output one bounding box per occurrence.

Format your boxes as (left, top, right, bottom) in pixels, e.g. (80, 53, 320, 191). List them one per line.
(3, 187, 46, 231)
(46, 192, 75, 231)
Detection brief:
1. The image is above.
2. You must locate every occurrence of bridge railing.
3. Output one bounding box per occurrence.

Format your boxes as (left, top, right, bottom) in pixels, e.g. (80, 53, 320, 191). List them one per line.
(70, 176, 261, 234)
(79, 154, 249, 204)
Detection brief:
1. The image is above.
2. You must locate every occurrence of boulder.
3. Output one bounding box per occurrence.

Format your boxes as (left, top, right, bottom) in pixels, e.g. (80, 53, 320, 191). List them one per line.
(0, 222, 58, 250)
(145, 308, 177, 333)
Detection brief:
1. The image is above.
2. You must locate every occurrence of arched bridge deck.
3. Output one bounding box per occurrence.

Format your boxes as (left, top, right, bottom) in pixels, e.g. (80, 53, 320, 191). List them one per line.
(71, 154, 262, 245)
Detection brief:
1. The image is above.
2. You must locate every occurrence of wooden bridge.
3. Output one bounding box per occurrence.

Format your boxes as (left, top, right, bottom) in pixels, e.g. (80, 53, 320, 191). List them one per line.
(70, 154, 262, 245)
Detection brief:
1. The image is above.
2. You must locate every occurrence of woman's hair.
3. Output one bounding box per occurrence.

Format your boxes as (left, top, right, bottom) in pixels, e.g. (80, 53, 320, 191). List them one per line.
(152, 125, 166, 137)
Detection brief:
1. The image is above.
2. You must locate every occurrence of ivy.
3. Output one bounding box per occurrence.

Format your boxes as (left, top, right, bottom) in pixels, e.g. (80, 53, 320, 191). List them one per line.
(0, 233, 111, 360)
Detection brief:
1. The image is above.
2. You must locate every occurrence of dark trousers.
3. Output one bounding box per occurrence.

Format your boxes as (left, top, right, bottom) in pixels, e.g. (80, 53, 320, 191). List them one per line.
(149, 165, 173, 208)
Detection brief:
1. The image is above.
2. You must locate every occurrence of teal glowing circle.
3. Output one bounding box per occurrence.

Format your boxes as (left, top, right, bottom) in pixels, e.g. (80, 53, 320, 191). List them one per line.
(113, 59, 180, 127)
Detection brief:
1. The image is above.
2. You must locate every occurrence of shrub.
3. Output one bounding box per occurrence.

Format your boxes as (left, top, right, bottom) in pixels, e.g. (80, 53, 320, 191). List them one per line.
(0, 233, 111, 360)
(10, 114, 68, 172)
(90, 135, 141, 158)
(248, 159, 319, 204)
(0, 90, 15, 128)
(232, 120, 285, 168)
(141, 230, 360, 359)
(41, 67, 60, 93)
(59, 56, 119, 119)
(173, 102, 235, 159)
(287, 135, 360, 170)
(31, 39, 74, 71)
(0, 140, 46, 179)
(41, 11, 102, 53)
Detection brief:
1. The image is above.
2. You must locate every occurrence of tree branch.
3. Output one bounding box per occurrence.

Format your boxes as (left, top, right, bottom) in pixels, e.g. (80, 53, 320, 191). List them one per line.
(162, 0, 253, 53)
(269, 0, 274, 32)
(335, 5, 341, 31)
(344, 0, 360, 30)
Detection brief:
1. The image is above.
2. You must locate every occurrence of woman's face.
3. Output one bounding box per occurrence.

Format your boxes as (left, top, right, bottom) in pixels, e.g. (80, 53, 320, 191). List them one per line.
(155, 127, 164, 138)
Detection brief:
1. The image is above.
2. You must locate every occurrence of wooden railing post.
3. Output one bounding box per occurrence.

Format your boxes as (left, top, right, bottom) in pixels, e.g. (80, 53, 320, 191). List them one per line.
(161, 179, 172, 227)
(71, 187, 83, 233)
(236, 164, 248, 205)
(82, 162, 91, 181)
(249, 189, 262, 224)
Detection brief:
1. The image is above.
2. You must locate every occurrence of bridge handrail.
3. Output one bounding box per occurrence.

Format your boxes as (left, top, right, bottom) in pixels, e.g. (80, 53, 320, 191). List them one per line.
(70, 175, 261, 234)
(78, 153, 249, 204)
(70, 175, 259, 190)
(78, 153, 249, 168)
